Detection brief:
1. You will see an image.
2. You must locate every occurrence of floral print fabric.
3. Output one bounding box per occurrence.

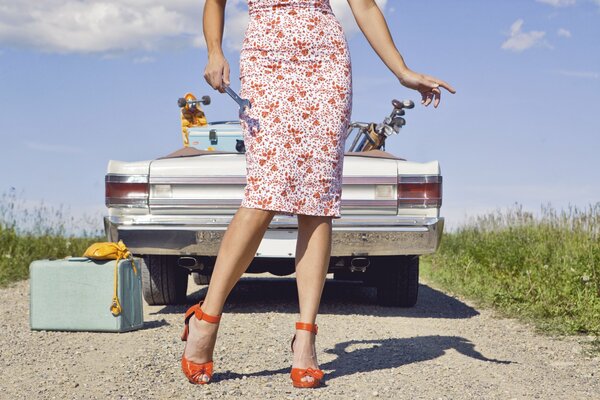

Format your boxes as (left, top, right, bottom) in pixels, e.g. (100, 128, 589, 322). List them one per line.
(239, 0, 353, 219)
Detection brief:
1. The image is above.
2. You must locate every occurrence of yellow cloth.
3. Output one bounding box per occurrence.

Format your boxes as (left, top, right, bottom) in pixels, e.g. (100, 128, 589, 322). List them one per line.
(83, 240, 137, 316)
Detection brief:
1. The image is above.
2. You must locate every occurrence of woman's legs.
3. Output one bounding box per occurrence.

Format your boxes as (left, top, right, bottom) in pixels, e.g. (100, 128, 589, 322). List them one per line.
(183, 206, 276, 381)
(292, 214, 332, 382)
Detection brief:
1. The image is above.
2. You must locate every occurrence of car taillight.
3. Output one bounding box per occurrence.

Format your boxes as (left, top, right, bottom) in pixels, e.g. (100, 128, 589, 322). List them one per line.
(397, 175, 442, 208)
(105, 175, 149, 207)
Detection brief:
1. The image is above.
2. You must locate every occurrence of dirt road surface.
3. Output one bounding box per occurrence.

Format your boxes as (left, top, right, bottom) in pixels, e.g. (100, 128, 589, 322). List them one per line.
(1, 275, 598, 399)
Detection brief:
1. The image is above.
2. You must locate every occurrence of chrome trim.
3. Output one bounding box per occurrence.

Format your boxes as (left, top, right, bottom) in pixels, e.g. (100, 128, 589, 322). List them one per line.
(105, 198, 149, 209)
(397, 203, 442, 209)
(150, 199, 240, 209)
(207, 120, 241, 125)
(341, 199, 400, 208)
(106, 174, 149, 184)
(106, 214, 439, 228)
(104, 216, 444, 257)
(398, 175, 442, 184)
(148, 198, 398, 209)
(342, 176, 397, 185)
(149, 175, 398, 185)
(151, 176, 245, 185)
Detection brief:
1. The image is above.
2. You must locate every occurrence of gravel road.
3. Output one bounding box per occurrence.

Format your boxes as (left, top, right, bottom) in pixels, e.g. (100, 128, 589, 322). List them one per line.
(1, 274, 598, 400)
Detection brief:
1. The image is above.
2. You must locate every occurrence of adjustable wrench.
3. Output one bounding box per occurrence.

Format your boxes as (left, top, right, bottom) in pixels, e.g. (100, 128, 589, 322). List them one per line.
(223, 84, 259, 131)
(224, 85, 251, 115)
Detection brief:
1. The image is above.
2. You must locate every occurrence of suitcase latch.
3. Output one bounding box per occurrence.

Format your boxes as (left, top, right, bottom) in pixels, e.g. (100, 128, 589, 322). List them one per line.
(209, 129, 218, 145)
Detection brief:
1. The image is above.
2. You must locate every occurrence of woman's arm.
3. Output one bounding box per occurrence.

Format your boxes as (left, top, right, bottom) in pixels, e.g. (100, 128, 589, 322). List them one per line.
(346, 0, 456, 107)
(203, 0, 230, 93)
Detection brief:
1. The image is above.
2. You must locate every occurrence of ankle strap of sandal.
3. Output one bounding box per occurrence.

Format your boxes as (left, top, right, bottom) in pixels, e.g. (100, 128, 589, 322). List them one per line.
(195, 305, 221, 324)
(185, 302, 221, 324)
(296, 322, 318, 335)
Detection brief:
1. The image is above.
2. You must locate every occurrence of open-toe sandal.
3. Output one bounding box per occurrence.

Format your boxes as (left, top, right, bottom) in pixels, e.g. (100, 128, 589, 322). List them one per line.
(290, 322, 324, 388)
(181, 301, 221, 384)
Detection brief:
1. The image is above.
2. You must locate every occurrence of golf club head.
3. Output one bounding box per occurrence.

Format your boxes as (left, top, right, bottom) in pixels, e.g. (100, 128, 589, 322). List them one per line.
(392, 99, 415, 110)
(392, 116, 406, 127)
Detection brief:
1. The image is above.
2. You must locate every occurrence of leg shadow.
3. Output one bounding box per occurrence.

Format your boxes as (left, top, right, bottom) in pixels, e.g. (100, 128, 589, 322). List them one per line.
(216, 335, 513, 383)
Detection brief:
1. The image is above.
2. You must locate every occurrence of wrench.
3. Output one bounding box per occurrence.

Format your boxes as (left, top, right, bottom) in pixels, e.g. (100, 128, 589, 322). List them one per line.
(223, 84, 260, 131)
(223, 85, 251, 115)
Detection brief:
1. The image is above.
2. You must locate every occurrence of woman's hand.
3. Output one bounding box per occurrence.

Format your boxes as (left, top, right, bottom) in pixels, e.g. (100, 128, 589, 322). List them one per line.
(204, 53, 231, 93)
(397, 69, 456, 108)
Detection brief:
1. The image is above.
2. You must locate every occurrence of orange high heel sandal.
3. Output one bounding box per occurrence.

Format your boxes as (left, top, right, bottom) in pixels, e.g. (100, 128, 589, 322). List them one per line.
(181, 301, 221, 384)
(290, 322, 325, 388)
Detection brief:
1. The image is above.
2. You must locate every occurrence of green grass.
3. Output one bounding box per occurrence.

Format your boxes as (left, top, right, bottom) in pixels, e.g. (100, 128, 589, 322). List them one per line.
(0, 226, 101, 286)
(422, 203, 600, 337)
(0, 189, 103, 287)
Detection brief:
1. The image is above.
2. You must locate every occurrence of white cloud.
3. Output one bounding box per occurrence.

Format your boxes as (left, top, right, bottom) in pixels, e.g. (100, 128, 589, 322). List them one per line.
(24, 141, 84, 154)
(133, 56, 156, 64)
(536, 0, 576, 6)
(501, 19, 547, 52)
(557, 70, 599, 79)
(0, 0, 200, 53)
(557, 28, 572, 37)
(0, 0, 387, 54)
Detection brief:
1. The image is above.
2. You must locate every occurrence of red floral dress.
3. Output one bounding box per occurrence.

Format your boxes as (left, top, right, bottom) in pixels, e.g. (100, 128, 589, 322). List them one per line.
(239, 0, 353, 219)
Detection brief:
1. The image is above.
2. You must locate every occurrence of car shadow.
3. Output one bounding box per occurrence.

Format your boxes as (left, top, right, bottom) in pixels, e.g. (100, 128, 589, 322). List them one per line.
(211, 335, 513, 384)
(153, 277, 479, 319)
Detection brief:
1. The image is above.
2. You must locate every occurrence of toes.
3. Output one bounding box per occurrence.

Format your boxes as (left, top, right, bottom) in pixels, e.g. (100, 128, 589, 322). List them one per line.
(194, 374, 210, 384)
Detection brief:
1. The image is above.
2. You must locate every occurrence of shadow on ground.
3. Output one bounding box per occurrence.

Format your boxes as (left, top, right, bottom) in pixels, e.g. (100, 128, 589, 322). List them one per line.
(154, 277, 479, 319)
(151, 278, 505, 384)
(211, 335, 513, 384)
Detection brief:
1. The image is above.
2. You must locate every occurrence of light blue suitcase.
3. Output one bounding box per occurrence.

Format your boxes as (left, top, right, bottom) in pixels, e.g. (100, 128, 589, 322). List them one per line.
(188, 123, 245, 152)
(29, 257, 143, 332)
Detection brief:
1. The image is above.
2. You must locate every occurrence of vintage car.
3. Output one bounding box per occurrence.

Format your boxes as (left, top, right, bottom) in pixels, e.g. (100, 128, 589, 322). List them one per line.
(104, 92, 444, 307)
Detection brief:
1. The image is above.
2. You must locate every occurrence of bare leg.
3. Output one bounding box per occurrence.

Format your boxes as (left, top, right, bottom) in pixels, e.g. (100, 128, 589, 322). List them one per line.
(183, 206, 276, 382)
(292, 214, 332, 382)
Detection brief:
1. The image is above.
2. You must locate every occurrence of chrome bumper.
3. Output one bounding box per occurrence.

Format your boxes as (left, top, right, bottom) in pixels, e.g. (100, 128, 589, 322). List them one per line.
(104, 215, 444, 257)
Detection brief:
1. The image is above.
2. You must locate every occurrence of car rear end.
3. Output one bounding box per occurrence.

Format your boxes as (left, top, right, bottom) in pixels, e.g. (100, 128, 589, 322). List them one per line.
(104, 123, 444, 307)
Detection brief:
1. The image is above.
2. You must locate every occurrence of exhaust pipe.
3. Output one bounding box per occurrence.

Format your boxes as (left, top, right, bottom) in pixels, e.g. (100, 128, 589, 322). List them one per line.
(178, 256, 199, 270)
(349, 257, 370, 273)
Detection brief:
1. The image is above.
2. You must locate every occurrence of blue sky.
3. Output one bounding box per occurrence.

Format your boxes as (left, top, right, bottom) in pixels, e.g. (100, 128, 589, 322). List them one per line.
(0, 0, 599, 231)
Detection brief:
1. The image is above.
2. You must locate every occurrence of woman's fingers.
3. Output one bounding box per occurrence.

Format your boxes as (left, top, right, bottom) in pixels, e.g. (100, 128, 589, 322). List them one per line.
(204, 69, 221, 92)
(217, 71, 226, 93)
(421, 90, 428, 105)
(433, 87, 442, 108)
(223, 62, 231, 87)
(426, 75, 456, 94)
(438, 80, 456, 94)
(423, 91, 433, 107)
(414, 74, 453, 107)
(421, 87, 442, 107)
(204, 57, 230, 93)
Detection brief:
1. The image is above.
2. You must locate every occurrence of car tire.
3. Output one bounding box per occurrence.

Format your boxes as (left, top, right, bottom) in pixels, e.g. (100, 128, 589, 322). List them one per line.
(141, 255, 188, 305)
(192, 272, 211, 286)
(375, 255, 419, 307)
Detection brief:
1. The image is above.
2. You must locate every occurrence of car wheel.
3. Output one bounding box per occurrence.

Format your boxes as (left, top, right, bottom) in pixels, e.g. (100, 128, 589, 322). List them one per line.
(375, 255, 419, 307)
(192, 271, 211, 286)
(141, 255, 188, 305)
